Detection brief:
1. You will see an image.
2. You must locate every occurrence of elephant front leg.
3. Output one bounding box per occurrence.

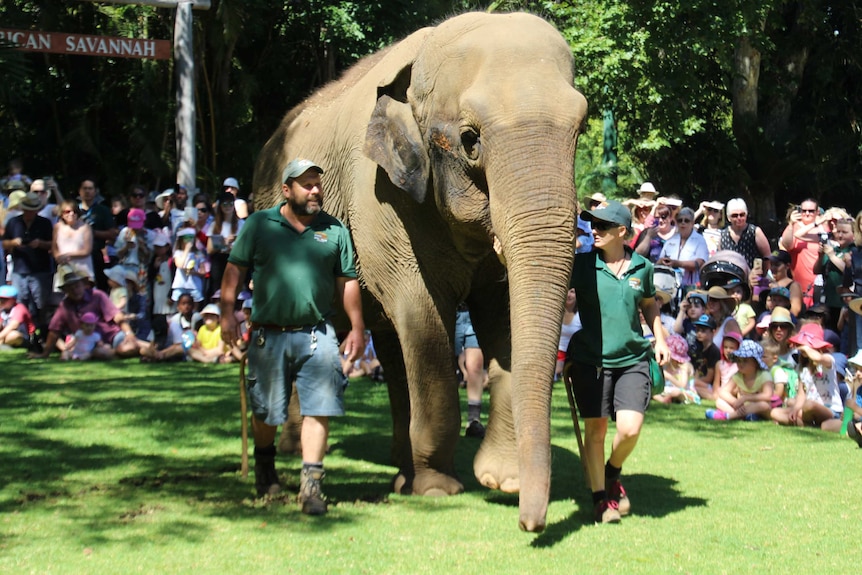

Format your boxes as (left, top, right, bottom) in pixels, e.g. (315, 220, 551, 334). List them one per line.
(473, 360, 520, 493)
(397, 319, 464, 496)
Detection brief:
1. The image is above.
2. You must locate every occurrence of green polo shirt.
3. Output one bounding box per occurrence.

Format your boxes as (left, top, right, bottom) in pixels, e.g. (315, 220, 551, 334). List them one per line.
(568, 249, 654, 368)
(229, 203, 357, 327)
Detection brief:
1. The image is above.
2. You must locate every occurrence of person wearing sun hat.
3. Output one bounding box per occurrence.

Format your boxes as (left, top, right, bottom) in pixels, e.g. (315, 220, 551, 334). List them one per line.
(704, 285, 741, 348)
(188, 303, 227, 364)
(706, 339, 775, 421)
(653, 333, 696, 405)
(567, 199, 669, 524)
(694, 200, 726, 256)
(0, 284, 36, 348)
(779, 322, 843, 431)
(690, 313, 722, 401)
(2, 191, 54, 327)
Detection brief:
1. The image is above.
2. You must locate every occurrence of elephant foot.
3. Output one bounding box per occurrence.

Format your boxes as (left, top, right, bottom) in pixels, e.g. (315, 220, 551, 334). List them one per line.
(394, 469, 463, 496)
(474, 443, 520, 493)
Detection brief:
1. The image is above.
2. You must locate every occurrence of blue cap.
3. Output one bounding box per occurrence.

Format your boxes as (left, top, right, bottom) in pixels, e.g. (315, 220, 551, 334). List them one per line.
(0, 285, 18, 299)
(692, 314, 716, 329)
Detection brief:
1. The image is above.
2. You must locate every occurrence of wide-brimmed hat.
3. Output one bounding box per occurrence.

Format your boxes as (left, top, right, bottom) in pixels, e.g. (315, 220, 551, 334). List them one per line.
(586, 192, 607, 204)
(637, 182, 658, 197)
(155, 189, 174, 210)
(59, 268, 87, 288)
(832, 352, 848, 377)
(756, 314, 772, 334)
(282, 158, 324, 182)
(729, 340, 768, 370)
(849, 297, 862, 317)
(848, 349, 862, 369)
(789, 323, 831, 350)
(665, 333, 690, 363)
(5, 190, 26, 210)
(656, 289, 672, 307)
(706, 286, 734, 300)
(692, 314, 717, 329)
(19, 191, 42, 211)
(582, 200, 632, 229)
(802, 304, 827, 318)
(105, 266, 138, 287)
(769, 306, 793, 326)
(837, 286, 855, 298)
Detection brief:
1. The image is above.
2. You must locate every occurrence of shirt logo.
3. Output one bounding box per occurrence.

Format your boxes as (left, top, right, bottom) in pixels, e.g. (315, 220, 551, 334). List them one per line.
(313, 232, 328, 243)
(628, 277, 643, 291)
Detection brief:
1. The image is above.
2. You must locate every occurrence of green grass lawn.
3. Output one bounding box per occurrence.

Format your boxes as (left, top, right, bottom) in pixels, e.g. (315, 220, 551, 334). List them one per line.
(1, 350, 858, 574)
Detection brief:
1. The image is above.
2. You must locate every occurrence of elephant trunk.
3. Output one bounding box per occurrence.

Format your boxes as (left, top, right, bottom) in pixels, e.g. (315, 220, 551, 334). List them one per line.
(489, 164, 576, 532)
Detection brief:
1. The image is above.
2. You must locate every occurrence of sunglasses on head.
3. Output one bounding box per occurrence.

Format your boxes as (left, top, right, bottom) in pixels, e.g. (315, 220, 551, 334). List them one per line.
(592, 220, 620, 232)
(687, 299, 704, 306)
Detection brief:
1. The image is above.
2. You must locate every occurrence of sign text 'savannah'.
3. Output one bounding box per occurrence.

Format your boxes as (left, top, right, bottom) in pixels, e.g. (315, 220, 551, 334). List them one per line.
(0, 29, 170, 60)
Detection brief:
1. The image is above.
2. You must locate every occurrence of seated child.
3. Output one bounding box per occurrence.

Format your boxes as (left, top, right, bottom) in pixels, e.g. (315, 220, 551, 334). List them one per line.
(727, 282, 756, 337)
(653, 333, 696, 404)
(712, 331, 741, 395)
(188, 304, 227, 364)
(761, 339, 799, 406)
(690, 314, 721, 401)
(706, 339, 774, 421)
(60, 312, 108, 361)
(770, 323, 842, 431)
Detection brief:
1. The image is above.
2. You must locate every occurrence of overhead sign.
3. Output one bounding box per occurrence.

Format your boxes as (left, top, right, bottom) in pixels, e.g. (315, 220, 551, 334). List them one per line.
(0, 28, 170, 60)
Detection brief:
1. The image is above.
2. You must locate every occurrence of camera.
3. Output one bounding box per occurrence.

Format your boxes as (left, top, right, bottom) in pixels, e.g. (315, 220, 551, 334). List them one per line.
(819, 232, 830, 245)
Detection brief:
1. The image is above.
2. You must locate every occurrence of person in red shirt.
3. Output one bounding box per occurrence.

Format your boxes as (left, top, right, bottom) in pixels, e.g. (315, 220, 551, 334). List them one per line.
(0, 285, 36, 348)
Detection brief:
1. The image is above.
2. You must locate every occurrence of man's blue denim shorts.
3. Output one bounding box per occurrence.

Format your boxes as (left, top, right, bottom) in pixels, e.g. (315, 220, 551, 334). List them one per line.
(245, 321, 346, 425)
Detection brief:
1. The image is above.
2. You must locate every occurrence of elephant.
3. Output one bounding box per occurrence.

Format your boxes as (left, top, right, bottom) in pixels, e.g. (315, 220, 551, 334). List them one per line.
(253, 11, 587, 532)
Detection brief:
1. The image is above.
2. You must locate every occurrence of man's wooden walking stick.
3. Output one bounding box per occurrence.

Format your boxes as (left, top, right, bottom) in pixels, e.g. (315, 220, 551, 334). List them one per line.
(239, 355, 249, 479)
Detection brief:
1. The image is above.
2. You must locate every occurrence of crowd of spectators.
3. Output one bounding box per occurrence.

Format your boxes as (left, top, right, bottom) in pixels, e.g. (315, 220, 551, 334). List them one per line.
(0, 160, 254, 364)
(581, 183, 862, 445)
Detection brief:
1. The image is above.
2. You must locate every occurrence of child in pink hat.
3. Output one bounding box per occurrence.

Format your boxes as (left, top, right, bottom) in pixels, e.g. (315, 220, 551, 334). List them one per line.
(653, 333, 696, 404)
(60, 311, 107, 361)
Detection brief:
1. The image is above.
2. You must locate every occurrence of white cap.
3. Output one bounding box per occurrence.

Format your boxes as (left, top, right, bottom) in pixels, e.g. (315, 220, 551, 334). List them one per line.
(201, 303, 221, 317)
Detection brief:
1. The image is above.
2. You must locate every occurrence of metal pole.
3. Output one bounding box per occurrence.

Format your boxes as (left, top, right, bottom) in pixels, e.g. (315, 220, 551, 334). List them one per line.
(174, 0, 195, 191)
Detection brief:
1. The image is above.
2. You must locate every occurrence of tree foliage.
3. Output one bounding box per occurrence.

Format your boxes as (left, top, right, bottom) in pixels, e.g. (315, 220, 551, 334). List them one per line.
(1, 0, 860, 223)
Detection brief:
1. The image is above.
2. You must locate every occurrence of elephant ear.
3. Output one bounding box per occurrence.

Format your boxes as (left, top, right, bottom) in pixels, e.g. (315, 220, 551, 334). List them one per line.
(364, 91, 430, 203)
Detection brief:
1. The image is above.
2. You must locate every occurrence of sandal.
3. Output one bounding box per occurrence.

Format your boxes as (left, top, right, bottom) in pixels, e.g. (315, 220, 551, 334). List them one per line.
(848, 421, 862, 449)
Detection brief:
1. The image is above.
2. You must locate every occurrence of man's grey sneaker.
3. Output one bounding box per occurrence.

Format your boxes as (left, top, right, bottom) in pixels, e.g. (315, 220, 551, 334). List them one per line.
(465, 419, 485, 438)
(299, 466, 328, 515)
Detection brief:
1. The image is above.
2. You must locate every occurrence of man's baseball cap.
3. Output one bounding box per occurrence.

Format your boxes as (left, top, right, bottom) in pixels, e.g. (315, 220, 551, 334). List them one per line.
(282, 158, 323, 182)
(223, 177, 239, 189)
(581, 200, 632, 229)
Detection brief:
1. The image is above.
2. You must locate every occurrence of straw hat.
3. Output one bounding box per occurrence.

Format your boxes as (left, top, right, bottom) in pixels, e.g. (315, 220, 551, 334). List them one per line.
(637, 182, 658, 198)
(655, 289, 672, 307)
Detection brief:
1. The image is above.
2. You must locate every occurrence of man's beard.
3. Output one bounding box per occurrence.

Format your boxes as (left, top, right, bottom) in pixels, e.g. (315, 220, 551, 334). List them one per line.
(288, 196, 322, 216)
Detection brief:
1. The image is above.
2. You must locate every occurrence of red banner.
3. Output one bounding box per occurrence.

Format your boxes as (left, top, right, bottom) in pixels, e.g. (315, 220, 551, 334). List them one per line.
(0, 28, 170, 60)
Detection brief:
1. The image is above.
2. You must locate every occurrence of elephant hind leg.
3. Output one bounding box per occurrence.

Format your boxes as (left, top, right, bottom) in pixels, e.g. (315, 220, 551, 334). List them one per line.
(474, 361, 520, 493)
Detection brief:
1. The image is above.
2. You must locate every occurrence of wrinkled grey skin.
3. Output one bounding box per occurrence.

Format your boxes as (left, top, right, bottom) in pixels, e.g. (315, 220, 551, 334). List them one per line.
(254, 12, 587, 532)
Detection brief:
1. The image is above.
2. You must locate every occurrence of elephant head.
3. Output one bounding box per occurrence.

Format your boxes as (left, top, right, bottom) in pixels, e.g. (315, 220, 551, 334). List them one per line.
(364, 12, 588, 532)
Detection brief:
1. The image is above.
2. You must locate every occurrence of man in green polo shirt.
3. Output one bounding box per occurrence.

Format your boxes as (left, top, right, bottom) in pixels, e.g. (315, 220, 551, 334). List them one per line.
(220, 158, 365, 515)
(567, 200, 669, 524)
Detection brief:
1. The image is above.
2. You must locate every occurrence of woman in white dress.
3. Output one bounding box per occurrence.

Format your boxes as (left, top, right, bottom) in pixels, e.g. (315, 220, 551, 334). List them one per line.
(52, 199, 94, 288)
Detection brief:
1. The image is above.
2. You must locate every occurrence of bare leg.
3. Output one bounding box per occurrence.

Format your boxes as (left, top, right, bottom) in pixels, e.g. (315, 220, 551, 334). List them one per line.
(608, 410, 644, 469)
(583, 417, 609, 494)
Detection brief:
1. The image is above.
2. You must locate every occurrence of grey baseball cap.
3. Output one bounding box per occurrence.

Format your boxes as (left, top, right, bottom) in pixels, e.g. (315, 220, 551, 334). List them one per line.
(282, 158, 324, 182)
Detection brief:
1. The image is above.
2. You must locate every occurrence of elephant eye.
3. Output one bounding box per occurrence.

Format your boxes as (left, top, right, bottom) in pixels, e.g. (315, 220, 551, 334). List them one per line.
(460, 127, 480, 161)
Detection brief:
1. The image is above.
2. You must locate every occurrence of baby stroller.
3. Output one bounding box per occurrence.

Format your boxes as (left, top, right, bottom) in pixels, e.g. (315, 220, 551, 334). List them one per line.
(699, 250, 751, 299)
(653, 264, 682, 315)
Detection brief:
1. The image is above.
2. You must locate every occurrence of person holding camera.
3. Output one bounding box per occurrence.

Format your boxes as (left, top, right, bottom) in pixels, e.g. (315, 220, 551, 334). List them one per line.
(779, 198, 828, 308)
(813, 216, 856, 332)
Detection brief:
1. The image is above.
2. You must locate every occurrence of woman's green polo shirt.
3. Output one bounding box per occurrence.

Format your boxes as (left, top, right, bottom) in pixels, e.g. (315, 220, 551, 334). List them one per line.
(568, 249, 655, 368)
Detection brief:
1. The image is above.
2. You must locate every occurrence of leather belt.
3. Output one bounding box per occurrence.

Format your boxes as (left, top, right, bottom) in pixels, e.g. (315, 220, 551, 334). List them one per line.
(250, 322, 310, 332)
